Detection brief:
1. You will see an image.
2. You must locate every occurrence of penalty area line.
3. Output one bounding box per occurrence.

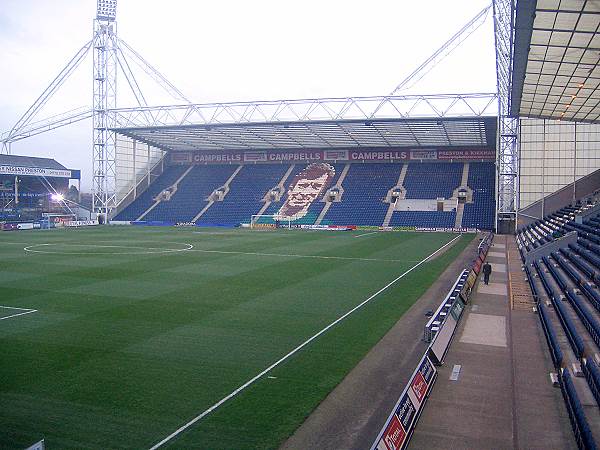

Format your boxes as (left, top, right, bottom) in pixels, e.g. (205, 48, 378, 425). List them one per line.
(354, 231, 378, 238)
(0, 306, 38, 321)
(148, 233, 462, 449)
(188, 248, 406, 263)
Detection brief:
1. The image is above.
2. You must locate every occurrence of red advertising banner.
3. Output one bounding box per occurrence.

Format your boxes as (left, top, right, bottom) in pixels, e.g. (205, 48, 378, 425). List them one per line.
(377, 415, 406, 450)
(172, 148, 495, 165)
(409, 371, 428, 406)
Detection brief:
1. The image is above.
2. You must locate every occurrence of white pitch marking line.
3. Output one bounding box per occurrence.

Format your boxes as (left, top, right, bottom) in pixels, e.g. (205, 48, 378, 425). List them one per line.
(0, 305, 36, 311)
(187, 248, 410, 263)
(148, 234, 462, 450)
(354, 232, 378, 238)
(0, 309, 38, 321)
(23, 242, 194, 255)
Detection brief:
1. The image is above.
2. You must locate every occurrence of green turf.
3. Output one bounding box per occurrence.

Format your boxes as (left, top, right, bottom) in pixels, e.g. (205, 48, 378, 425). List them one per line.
(0, 226, 472, 449)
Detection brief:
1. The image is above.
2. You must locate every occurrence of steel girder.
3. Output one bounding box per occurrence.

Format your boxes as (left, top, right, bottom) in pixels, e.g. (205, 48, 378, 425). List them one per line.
(108, 93, 498, 129)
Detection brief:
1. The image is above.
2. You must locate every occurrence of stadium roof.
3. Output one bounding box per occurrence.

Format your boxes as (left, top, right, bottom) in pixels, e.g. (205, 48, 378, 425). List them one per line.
(115, 117, 497, 152)
(0, 154, 67, 170)
(111, 95, 497, 152)
(512, 0, 600, 122)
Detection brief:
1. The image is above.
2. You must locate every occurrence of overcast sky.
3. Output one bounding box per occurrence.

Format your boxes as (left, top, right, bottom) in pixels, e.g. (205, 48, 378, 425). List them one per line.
(0, 0, 496, 191)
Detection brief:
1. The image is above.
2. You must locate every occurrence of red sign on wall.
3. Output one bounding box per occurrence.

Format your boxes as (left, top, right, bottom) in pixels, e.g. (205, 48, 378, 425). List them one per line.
(378, 415, 407, 450)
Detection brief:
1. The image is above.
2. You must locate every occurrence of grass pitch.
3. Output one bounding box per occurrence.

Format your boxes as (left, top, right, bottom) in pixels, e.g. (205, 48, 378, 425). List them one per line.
(0, 226, 472, 449)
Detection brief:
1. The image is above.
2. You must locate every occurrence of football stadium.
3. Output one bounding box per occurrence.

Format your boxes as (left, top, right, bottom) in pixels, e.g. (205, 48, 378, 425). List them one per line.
(3, 1, 600, 449)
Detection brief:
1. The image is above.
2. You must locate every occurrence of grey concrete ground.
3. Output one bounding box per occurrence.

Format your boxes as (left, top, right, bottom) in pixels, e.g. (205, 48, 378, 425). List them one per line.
(408, 236, 575, 450)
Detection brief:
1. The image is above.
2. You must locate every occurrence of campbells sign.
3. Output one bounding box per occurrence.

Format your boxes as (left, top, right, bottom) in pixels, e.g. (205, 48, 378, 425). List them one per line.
(0, 165, 72, 178)
(171, 148, 495, 164)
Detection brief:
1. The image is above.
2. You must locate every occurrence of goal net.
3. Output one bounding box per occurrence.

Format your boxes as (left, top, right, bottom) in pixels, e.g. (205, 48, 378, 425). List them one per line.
(42, 213, 76, 228)
(250, 214, 293, 229)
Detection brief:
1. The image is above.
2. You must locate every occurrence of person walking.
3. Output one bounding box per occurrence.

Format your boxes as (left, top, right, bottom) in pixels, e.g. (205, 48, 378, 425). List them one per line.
(482, 261, 492, 285)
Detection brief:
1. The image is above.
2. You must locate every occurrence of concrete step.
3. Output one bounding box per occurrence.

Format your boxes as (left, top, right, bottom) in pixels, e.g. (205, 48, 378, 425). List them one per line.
(507, 238, 535, 311)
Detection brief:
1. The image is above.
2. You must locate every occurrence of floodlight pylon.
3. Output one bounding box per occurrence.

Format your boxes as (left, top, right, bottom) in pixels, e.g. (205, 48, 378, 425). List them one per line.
(1, 0, 191, 216)
(92, 5, 118, 216)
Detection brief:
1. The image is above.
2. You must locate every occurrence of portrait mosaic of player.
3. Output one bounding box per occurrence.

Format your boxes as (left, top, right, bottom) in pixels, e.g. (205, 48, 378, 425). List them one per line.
(275, 162, 335, 221)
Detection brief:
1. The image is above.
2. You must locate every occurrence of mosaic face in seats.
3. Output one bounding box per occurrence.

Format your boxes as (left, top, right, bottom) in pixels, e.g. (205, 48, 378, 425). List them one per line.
(276, 163, 335, 220)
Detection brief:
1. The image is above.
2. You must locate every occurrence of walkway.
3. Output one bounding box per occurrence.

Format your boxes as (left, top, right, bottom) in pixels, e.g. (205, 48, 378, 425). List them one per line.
(408, 235, 575, 450)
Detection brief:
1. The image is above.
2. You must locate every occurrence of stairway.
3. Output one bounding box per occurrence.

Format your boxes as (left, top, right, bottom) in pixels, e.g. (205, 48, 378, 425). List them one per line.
(507, 237, 536, 311)
(454, 203, 465, 228)
(192, 165, 243, 222)
(136, 165, 194, 221)
(382, 163, 409, 227)
(452, 163, 471, 228)
(461, 162, 470, 187)
(255, 164, 296, 217)
(315, 163, 351, 225)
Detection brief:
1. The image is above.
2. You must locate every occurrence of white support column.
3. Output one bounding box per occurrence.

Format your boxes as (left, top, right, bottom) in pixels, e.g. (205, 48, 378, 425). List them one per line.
(132, 138, 137, 198)
(147, 142, 151, 188)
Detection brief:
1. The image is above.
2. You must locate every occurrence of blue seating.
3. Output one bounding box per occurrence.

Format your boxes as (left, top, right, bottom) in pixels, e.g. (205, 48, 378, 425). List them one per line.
(198, 164, 290, 226)
(389, 210, 455, 228)
(114, 165, 189, 221)
(561, 369, 598, 450)
(114, 161, 494, 229)
(144, 165, 238, 223)
(462, 162, 495, 230)
(521, 208, 600, 445)
(583, 359, 600, 410)
(538, 302, 564, 367)
(535, 259, 585, 358)
(323, 163, 401, 226)
(403, 162, 462, 199)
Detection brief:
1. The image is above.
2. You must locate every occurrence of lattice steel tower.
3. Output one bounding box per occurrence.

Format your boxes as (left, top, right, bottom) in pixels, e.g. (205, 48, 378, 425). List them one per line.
(93, 0, 118, 217)
(493, 0, 518, 233)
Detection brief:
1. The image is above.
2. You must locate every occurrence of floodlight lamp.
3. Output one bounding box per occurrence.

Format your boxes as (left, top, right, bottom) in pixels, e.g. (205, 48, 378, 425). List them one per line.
(51, 193, 64, 202)
(97, 0, 117, 21)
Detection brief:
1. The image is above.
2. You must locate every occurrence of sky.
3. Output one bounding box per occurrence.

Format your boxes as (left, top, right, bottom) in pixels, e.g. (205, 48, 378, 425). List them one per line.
(0, 0, 496, 191)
